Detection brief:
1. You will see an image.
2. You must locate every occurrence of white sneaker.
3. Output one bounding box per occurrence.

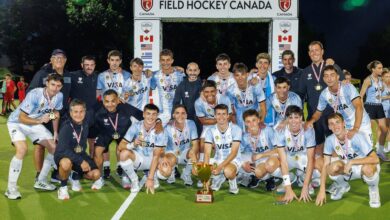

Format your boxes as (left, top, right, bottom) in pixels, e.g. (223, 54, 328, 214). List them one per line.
(384, 146, 390, 153)
(130, 178, 140, 193)
(228, 178, 239, 194)
(376, 151, 390, 161)
(122, 176, 131, 190)
(180, 172, 193, 186)
(34, 181, 56, 191)
(368, 185, 381, 208)
(69, 176, 82, 192)
(311, 178, 321, 188)
(167, 171, 176, 184)
(326, 182, 338, 194)
(330, 183, 351, 200)
(91, 177, 105, 190)
(57, 186, 70, 200)
(211, 175, 226, 191)
(4, 187, 21, 200)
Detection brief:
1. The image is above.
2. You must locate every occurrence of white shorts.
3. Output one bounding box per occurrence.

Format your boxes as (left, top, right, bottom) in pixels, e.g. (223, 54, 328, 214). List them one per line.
(210, 157, 241, 173)
(7, 122, 53, 143)
(359, 124, 373, 145)
(241, 153, 268, 166)
(330, 157, 381, 181)
(132, 150, 153, 171)
(286, 153, 307, 172)
(166, 148, 190, 165)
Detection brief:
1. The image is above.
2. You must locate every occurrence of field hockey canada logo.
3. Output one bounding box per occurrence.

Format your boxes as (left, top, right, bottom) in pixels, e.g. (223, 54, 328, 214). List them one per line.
(141, 0, 153, 12)
(279, 0, 291, 12)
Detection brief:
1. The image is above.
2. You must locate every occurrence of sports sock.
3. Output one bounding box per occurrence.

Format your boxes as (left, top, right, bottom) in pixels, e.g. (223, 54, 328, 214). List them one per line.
(38, 153, 54, 182)
(329, 174, 348, 188)
(103, 161, 110, 168)
(121, 159, 137, 180)
(363, 172, 379, 187)
(8, 156, 23, 189)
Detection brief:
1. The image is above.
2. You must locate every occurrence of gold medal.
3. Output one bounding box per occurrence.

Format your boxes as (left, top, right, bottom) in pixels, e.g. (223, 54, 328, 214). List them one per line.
(74, 145, 82, 153)
(315, 83, 322, 91)
(49, 111, 56, 120)
(112, 132, 120, 140)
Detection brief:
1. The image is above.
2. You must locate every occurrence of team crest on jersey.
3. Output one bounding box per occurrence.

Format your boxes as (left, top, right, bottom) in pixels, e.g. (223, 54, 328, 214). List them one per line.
(328, 98, 333, 103)
(287, 137, 291, 143)
(160, 79, 163, 83)
(236, 94, 240, 100)
(207, 108, 211, 113)
(335, 145, 341, 151)
(141, 0, 153, 12)
(279, 0, 291, 12)
(275, 105, 280, 110)
(215, 136, 220, 140)
(78, 77, 83, 84)
(307, 74, 312, 80)
(40, 102, 44, 108)
(106, 75, 110, 80)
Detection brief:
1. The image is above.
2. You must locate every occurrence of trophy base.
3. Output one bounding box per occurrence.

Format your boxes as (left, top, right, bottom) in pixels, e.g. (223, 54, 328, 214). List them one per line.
(195, 190, 213, 203)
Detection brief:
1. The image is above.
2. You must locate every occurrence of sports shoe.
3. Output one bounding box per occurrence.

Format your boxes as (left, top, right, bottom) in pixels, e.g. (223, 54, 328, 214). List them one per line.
(330, 184, 350, 200)
(91, 177, 105, 190)
(4, 187, 21, 200)
(34, 181, 56, 191)
(130, 178, 140, 193)
(103, 166, 111, 179)
(122, 176, 131, 190)
(368, 185, 381, 208)
(180, 172, 193, 186)
(57, 186, 70, 200)
(376, 151, 390, 162)
(211, 174, 226, 191)
(69, 173, 82, 192)
(326, 182, 338, 194)
(167, 170, 176, 184)
(50, 169, 61, 184)
(229, 178, 239, 194)
(311, 178, 321, 188)
(116, 165, 123, 177)
(248, 176, 260, 188)
(239, 174, 252, 188)
(265, 177, 276, 191)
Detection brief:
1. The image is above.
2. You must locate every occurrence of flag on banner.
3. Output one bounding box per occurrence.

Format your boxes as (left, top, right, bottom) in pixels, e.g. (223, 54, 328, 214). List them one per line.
(141, 44, 152, 50)
(278, 35, 292, 43)
(279, 44, 291, 51)
(140, 35, 154, 42)
(141, 51, 152, 60)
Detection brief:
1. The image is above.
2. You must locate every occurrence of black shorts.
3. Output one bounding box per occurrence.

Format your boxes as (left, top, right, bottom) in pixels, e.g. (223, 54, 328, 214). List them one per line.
(95, 134, 121, 153)
(55, 153, 98, 174)
(314, 112, 332, 145)
(364, 103, 386, 120)
(88, 125, 98, 139)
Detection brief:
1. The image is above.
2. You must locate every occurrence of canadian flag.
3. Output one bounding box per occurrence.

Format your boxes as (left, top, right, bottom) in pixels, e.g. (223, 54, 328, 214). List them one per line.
(140, 35, 154, 42)
(278, 35, 292, 42)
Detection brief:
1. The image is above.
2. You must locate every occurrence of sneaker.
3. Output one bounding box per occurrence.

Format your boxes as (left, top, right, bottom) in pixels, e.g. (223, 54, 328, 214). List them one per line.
(69, 173, 82, 192)
(103, 166, 111, 179)
(4, 187, 21, 200)
(180, 172, 193, 186)
(265, 177, 276, 191)
(167, 170, 176, 184)
(50, 170, 61, 184)
(130, 178, 140, 193)
(368, 185, 381, 208)
(330, 184, 351, 200)
(34, 181, 56, 191)
(116, 165, 123, 177)
(197, 180, 203, 188)
(326, 182, 338, 194)
(311, 178, 321, 188)
(229, 178, 239, 194)
(248, 176, 260, 189)
(376, 151, 390, 162)
(91, 177, 105, 190)
(309, 184, 315, 195)
(57, 186, 70, 200)
(239, 174, 252, 187)
(211, 175, 226, 191)
(121, 176, 131, 190)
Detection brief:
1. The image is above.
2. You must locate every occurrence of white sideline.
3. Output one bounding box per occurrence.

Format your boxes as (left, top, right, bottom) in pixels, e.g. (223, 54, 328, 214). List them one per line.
(111, 177, 147, 220)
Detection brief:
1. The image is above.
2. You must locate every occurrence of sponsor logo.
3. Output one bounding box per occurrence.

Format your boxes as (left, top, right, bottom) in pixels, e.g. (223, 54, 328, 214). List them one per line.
(77, 77, 83, 84)
(141, 0, 153, 12)
(279, 0, 291, 12)
(141, 22, 152, 34)
(279, 21, 291, 33)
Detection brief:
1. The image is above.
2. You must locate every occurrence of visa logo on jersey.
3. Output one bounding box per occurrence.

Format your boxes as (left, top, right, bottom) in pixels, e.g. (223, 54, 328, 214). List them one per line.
(216, 143, 232, 150)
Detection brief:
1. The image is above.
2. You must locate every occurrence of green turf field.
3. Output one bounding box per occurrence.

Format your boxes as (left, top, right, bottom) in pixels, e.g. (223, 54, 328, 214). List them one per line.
(0, 107, 389, 220)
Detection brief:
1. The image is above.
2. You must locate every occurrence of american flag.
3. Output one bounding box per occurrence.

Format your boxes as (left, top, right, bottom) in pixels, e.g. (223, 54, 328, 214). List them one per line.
(279, 44, 291, 51)
(141, 44, 152, 51)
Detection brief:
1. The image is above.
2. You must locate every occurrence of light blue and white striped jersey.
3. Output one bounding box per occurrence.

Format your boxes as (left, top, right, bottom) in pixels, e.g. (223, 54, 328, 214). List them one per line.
(8, 88, 63, 123)
(207, 73, 236, 95)
(165, 119, 198, 153)
(324, 132, 373, 160)
(204, 123, 242, 161)
(227, 82, 265, 130)
(123, 121, 167, 157)
(123, 73, 156, 111)
(317, 82, 371, 130)
(266, 91, 302, 126)
(275, 126, 316, 156)
(97, 70, 131, 96)
(241, 126, 275, 154)
(365, 76, 384, 104)
(382, 85, 390, 118)
(152, 70, 185, 114)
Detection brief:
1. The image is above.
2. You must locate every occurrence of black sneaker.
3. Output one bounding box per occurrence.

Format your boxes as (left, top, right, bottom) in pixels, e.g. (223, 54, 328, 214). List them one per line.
(50, 169, 61, 183)
(265, 177, 276, 191)
(116, 165, 123, 177)
(174, 166, 181, 178)
(248, 176, 260, 188)
(103, 166, 111, 179)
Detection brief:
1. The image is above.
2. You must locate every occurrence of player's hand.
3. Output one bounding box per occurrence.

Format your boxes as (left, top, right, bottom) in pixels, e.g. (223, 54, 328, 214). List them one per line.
(174, 66, 185, 73)
(344, 161, 353, 174)
(134, 138, 142, 146)
(81, 160, 91, 172)
(303, 121, 314, 131)
(347, 128, 358, 139)
(212, 165, 222, 175)
(283, 187, 298, 204)
(155, 120, 163, 134)
(146, 179, 155, 194)
(299, 185, 312, 203)
(275, 121, 287, 131)
(315, 190, 327, 206)
(250, 76, 259, 86)
(39, 114, 51, 124)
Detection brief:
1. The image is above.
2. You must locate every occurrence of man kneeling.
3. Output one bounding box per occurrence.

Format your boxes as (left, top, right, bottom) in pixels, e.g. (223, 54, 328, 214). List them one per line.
(55, 99, 100, 200)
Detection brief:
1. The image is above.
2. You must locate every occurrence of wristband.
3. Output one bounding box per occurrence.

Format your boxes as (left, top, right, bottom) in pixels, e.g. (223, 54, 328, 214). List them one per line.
(283, 175, 291, 186)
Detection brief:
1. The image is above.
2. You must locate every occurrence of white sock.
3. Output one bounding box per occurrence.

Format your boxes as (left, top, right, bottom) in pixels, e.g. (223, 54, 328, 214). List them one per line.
(103, 161, 110, 167)
(329, 174, 348, 188)
(38, 153, 54, 182)
(199, 153, 204, 162)
(378, 145, 385, 152)
(184, 163, 192, 175)
(121, 159, 137, 180)
(8, 156, 23, 189)
(312, 169, 321, 179)
(270, 168, 282, 178)
(363, 172, 379, 187)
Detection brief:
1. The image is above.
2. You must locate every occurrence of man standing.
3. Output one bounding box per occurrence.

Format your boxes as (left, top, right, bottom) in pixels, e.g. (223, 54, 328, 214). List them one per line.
(5, 74, 63, 199)
(17, 76, 28, 103)
(208, 53, 236, 95)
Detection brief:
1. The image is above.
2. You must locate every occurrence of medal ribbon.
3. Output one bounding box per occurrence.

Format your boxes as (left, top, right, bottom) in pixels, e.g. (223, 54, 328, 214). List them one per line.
(44, 88, 55, 111)
(311, 61, 324, 84)
(332, 82, 342, 113)
(334, 134, 349, 160)
(173, 120, 188, 148)
(70, 123, 83, 147)
(108, 113, 119, 132)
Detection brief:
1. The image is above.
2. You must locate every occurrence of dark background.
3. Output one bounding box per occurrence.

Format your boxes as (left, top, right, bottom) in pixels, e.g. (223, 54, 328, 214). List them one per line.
(0, 0, 389, 81)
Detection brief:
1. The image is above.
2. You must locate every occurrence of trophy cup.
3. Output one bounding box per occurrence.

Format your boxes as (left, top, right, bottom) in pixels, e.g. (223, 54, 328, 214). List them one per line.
(194, 163, 213, 203)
